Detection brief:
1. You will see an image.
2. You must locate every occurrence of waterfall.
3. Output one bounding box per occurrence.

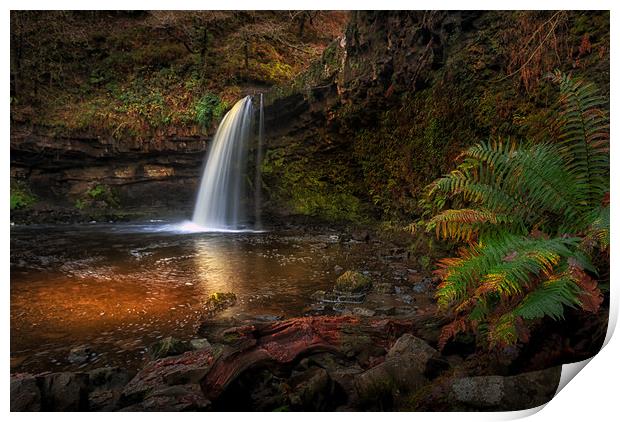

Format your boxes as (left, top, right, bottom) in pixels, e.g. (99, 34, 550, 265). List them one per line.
(254, 93, 264, 229)
(192, 96, 253, 230)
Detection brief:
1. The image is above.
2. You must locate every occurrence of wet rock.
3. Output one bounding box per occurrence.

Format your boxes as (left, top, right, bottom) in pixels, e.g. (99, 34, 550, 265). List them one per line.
(10, 373, 41, 411)
(251, 314, 282, 323)
(288, 367, 336, 411)
(354, 355, 428, 408)
(122, 348, 220, 404)
(350, 307, 376, 317)
(386, 333, 440, 372)
(351, 229, 370, 242)
(354, 334, 440, 407)
(87, 367, 135, 412)
(126, 384, 211, 411)
(189, 338, 211, 350)
(450, 366, 561, 410)
(148, 336, 192, 360)
(335, 271, 372, 293)
(303, 303, 328, 316)
(39, 372, 89, 411)
(375, 306, 396, 316)
(399, 294, 414, 304)
(451, 375, 504, 407)
(394, 306, 416, 316)
(311, 290, 326, 301)
(411, 277, 434, 294)
(204, 292, 237, 314)
(68, 344, 93, 364)
(374, 282, 393, 294)
(88, 366, 134, 391)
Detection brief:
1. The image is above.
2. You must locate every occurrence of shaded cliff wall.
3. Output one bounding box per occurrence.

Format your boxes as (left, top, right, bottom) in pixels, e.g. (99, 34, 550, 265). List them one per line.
(11, 129, 207, 212)
(261, 10, 609, 223)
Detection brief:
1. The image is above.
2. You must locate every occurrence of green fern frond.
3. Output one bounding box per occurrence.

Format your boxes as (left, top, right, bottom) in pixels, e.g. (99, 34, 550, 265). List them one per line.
(549, 70, 609, 205)
(424, 72, 608, 349)
(429, 208, 512, 241)
(513, 274, 581, 320)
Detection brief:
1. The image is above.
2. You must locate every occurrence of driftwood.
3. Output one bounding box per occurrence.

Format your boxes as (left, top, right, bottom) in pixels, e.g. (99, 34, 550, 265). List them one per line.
(201, 316, 415, 400)
(122, 316, 416, 405)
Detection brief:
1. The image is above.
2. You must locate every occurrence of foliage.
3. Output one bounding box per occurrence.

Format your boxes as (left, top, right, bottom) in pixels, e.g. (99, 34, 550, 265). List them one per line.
(75, 184, 120, 209)
(423, 72, 608, 349)
(10, 11, 348, 139)
(261, 145, 367, 222)
(195, 92, 228, 129)
(10, 182, 37, 209)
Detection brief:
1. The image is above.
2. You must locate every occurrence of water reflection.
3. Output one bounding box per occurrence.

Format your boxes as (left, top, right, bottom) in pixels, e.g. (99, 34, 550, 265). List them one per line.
(10, 223, 387, 373)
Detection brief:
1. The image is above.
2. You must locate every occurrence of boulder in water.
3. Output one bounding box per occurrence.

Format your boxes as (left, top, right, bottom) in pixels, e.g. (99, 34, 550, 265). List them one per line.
(68, 344, 93, 364)
(205, 292, 237, 314)
(335, 271, 372, 293)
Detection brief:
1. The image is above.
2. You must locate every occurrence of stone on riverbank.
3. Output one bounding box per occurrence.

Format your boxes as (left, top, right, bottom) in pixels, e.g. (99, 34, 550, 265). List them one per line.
(335, 271, 372, 293)
(148, 336, 192, 360)
(10, 374, 41, 411)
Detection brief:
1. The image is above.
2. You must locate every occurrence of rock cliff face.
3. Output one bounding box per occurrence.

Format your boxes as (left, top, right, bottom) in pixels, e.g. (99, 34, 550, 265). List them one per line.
(261, 10, 609, 222)
(10, 11, 609, 222)
(11, 128, 208, 215)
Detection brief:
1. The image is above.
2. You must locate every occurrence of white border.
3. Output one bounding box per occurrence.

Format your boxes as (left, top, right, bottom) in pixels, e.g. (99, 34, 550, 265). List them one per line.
(4, 1, 617, 420)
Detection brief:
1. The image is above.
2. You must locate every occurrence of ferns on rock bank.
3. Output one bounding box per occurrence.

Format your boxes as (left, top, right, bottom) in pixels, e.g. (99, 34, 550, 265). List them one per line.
(423, 71, 609, 349)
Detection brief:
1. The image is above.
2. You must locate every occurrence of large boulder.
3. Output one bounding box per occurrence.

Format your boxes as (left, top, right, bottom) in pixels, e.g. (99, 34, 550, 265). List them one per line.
(354, 334, 440, 408)
(121, 384, 211, 411)
(288, 367, 336, 411)
(354, 355, 428, 408)
(10, 373, 41, 411)
(386, 333, 440, 372)
(335, 271, 372, 293)
(450, 366, 562, 410)
(87, 367, 135, 411)
(121, 347, 220, 405)
(39, 372, 89, 411)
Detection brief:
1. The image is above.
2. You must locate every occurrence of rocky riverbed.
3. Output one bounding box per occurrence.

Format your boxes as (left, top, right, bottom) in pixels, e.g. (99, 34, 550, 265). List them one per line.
(11, 255, 562, 411)
(11, 314, 561, 411)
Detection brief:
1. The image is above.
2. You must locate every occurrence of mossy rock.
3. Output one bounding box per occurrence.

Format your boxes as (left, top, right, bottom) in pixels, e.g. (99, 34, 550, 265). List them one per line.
(148, 336, 191, 360)
(204, 292, 237, 314)
(335, 271, 372, 293)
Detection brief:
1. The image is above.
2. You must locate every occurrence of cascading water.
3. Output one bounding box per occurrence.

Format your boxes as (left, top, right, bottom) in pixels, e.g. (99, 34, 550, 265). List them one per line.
(191, 96, 254, 230)
(253, 93, 265, 230)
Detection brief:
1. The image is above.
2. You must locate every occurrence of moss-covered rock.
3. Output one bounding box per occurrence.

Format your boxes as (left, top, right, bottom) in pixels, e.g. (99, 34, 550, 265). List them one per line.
(204, 292, 237, 314)
(147, 337, 191, 360)
(335, 271, 372, 293)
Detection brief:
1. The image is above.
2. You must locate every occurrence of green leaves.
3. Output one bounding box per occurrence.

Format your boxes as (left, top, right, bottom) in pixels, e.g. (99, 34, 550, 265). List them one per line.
(514, 275, 581, 320)
(426, 72, 608, 349)
(195, 92, 228, 129)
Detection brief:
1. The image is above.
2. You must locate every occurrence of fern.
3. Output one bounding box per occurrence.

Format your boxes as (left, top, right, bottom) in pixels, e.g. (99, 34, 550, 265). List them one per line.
(424, 72, 608, 349)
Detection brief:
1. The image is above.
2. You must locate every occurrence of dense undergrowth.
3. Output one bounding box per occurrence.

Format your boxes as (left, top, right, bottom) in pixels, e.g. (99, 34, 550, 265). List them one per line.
(420, 72, 609, 350)
(10, 11, 347, 139)
(259, 11, 609, 224)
